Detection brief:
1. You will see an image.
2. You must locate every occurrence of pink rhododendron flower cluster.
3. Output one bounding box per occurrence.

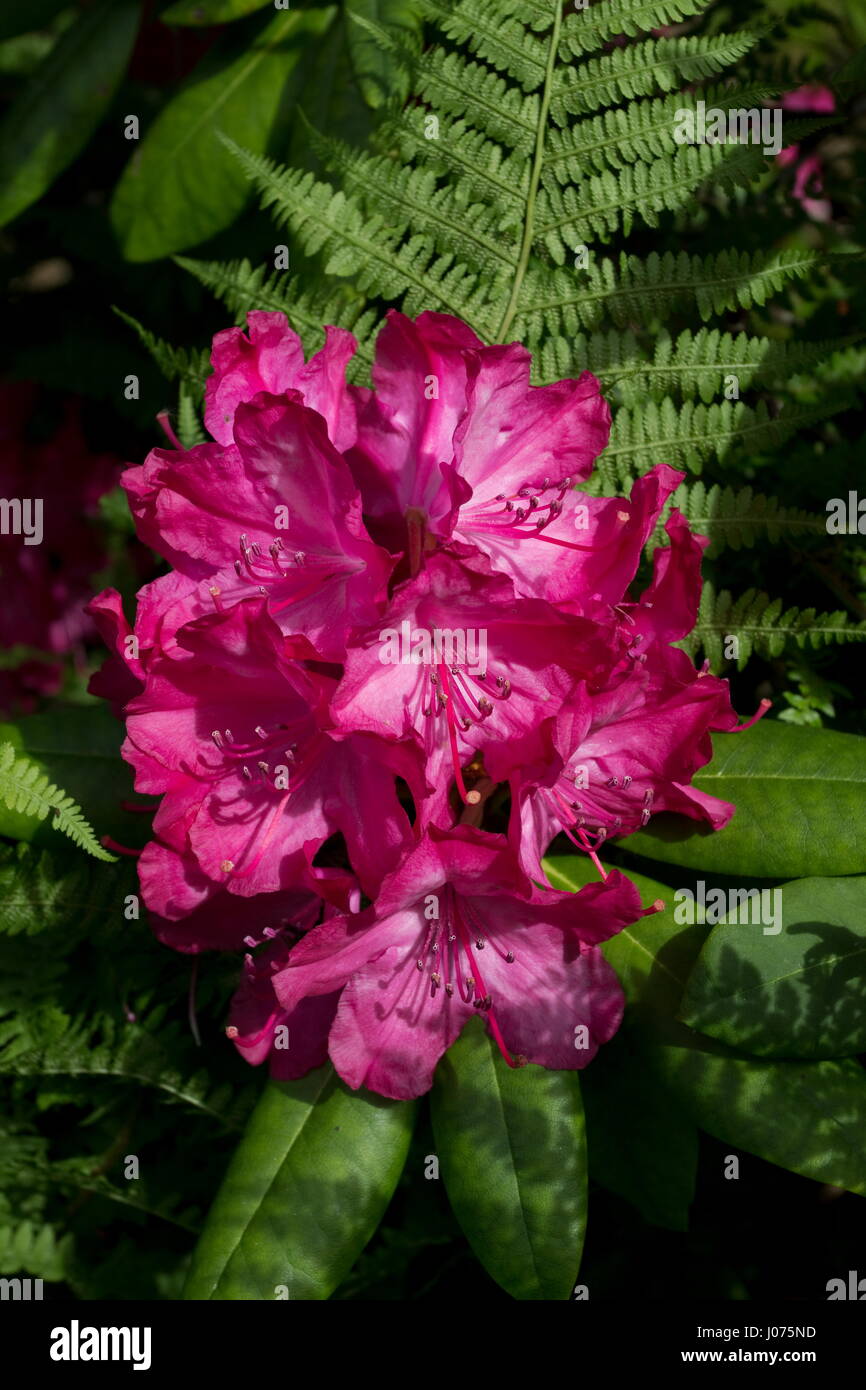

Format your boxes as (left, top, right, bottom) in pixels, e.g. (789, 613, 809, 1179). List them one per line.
(90, 311, 761, 1100)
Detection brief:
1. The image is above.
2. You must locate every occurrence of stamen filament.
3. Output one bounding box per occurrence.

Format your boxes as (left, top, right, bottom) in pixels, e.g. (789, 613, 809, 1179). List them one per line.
(731, 698, 772, 732)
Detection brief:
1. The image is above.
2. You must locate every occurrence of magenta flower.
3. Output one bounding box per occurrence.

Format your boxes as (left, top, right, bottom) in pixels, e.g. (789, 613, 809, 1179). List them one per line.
(90, 308, 760, 1099)
(347, 310, 611, 590)
(331, 550, 615, 809)
(268, 827, 657, 1100)
(502, 648, 739, 882)
(123, 395, 391, 662)
(226, 935, 340, 1079)
(123, 598, 418, 916)
(205, 312, 359, 451)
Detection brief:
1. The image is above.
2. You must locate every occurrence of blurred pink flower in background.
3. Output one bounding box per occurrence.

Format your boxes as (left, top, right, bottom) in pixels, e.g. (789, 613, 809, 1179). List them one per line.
(778, 85, 836, 222)
(0, 382, 119, 716)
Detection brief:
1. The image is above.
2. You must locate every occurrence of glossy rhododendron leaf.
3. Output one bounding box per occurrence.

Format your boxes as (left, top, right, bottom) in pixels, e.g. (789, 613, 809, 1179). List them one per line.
(679, 874, 866, 1058)
(431, 1018, 587, 1300)
(549, 854, 866, 1198)
(184, 1068, 417, 1300)
(0, 0, 140, 227)
(111, 7, 336, 261)
(624, 721, 866, 877)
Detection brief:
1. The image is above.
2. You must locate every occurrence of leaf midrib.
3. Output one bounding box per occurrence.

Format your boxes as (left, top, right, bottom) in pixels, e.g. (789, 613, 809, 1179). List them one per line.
(697, 941, 866, 1003)
(146, 9, 303, 169)
(213, 1068, 335, 1296)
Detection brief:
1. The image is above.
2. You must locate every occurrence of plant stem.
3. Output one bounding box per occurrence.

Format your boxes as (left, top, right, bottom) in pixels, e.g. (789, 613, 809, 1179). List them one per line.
(495, 2, 562, 342)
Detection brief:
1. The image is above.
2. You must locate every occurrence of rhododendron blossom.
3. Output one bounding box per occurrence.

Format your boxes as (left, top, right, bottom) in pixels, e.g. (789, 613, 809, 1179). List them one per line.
(89, 308, 763, 1101)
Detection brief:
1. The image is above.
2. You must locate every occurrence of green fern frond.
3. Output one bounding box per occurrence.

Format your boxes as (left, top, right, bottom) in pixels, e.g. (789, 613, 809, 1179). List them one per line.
(549, 31, 761, 122)
(6, 1018, 254, 1131)
(414, 46, 540, 152)
(303, 119, 519, 275)
(219, 139, 497, 334)
(595, 396, 852, 487)
(0, 745, 115, 863)
(0, 1221, 73, 1281)
(176, 383, 205, 448)
(113, 308, 208, 392)
(380, 110, 528, 215)
(535, 140, 770, 259)
(537, 329, 860, 404)
(420, 0, 549, 91)
(175, 256, 382, 381)
(518, 248, 844, 341)
(541, 82, 778, 183)
(648, 482, 829, 556)
(558, 0, 711, 61)
(49, 1166, 201, 1235)
(680, 584, 866, 671)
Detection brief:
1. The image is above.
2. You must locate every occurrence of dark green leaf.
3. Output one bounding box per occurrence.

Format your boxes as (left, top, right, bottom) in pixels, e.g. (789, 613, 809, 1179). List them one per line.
(657, 1046, 866, 1196)
(623, 722, 866, 878)
(162, 0, 276, 25)
(345, 0, 422, 108)
(289, 14, 375, 164)
(580, 1029, 697, 1231)
(0, 0, 140, 226)
(0, 0, 69, 44)
(110, 6, 336, 262)
(548, 855, 866, 1197)
(431, 1018, 586, 1300)
(184, 1069, 417, 1300)
(680, 875, 866, 1059)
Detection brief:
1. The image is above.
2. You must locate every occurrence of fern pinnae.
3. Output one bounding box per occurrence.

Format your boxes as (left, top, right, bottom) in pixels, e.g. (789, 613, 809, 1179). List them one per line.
(218, 138, 496, 336)
(176, 385, 205, 449)
(0, 745, 116, 863)
(541, 81, 780, 183)
(382, 111, 528, 215)
(414, 47, 540, 152)
(419, 0, 549, 91)
(558, 0, 711, 61)
(560, 329, 862, 406)
(535, 140, 770, 259)
(517, 248, 839, 342)
(0, 1221, 73, 1282)
(174, 255, 382, 378)
(301, 115, 519, 274)
(548, 31, 761, 123)
(597, 396, 853, 488)
(680, 584, 866, 672)
(648, 482, 831, 556)
(113, 308, 208, 393)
